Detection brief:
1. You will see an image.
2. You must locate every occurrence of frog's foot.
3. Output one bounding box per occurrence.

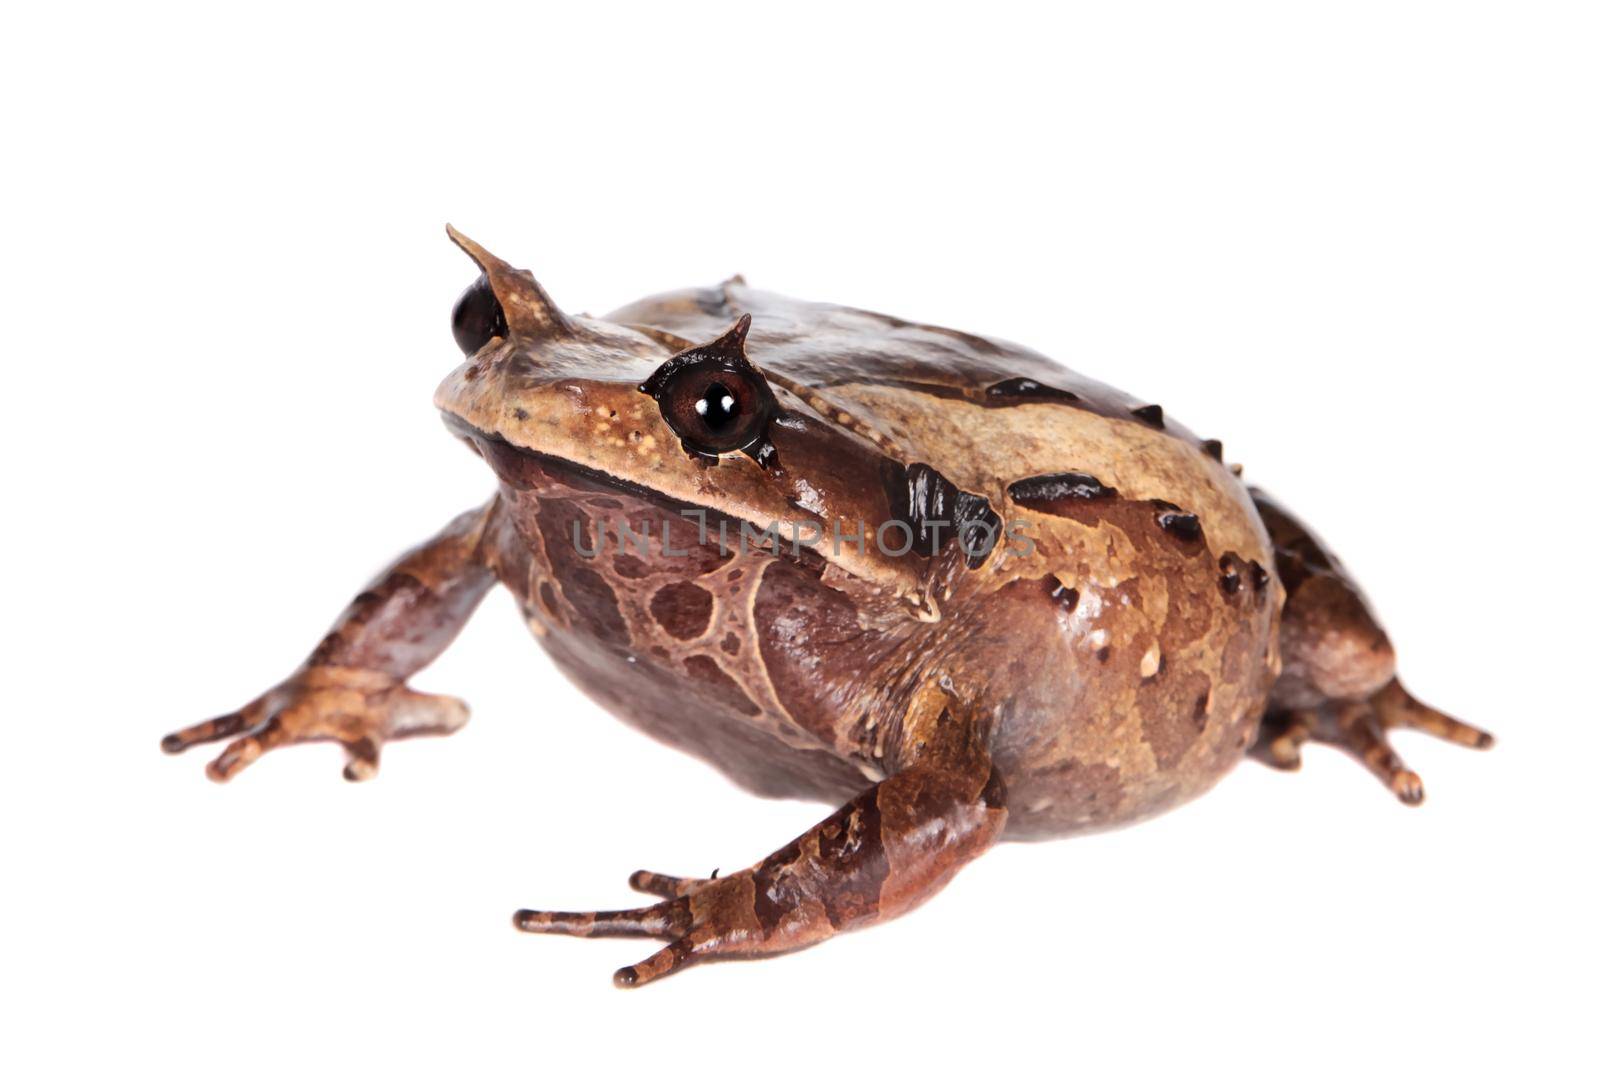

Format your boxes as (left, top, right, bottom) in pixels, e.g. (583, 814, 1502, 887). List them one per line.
(517, 717, 1007, 987)
(1252, 708, 1315, 771)
(524, 863, 851, 991)
(513, 894, 694, 986)
(161, 665, 470, 782)
(1252, 679, 1494, 805)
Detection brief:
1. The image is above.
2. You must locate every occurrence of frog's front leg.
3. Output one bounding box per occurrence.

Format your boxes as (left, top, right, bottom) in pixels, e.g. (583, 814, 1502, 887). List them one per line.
(513, 689, 1007, 986)
(161, 500, 501, 781)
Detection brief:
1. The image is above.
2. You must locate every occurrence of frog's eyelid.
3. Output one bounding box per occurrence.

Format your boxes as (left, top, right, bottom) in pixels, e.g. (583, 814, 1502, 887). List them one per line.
(444, 224, 571, 341)
(637, 315, 763, 398)
(636, 314, 781, 469)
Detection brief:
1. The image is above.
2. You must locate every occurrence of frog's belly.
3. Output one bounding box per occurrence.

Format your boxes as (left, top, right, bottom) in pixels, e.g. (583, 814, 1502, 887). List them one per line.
(536, 622, 872, 804)
(485, 455, 877, 804)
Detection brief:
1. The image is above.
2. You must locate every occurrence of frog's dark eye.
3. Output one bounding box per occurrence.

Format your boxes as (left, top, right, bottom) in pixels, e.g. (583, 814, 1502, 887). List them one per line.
(451, 273, 507, 356)
(655, 362, 771, 454)
(639, 314, 779, 468)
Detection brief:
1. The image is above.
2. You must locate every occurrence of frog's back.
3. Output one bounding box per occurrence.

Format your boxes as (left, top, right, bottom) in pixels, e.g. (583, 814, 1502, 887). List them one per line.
(606, 280, 1272, 567)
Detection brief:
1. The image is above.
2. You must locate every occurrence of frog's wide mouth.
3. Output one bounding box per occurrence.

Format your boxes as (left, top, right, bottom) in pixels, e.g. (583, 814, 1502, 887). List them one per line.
(442, 411, 829, 564)
(445, 411, 684, 506)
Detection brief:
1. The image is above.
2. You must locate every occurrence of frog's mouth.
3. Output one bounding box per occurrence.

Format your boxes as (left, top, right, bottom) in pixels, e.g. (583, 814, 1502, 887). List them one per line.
(443, 412, 826, 565)
(446, 412, 665, 499)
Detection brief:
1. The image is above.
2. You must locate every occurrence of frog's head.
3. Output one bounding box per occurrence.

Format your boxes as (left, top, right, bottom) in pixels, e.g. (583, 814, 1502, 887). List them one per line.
(436, 228, 974, 610)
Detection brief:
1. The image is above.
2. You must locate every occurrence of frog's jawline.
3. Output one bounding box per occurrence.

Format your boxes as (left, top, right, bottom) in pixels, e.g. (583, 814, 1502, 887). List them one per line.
(441, 411, 828, 567)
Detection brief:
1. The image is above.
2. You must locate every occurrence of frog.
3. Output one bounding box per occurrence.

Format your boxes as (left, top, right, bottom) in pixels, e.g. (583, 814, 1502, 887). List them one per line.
(162, 227, 1493, 987)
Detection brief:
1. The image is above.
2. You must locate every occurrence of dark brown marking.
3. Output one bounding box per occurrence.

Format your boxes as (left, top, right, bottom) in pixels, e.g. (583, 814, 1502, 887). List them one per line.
(980, 765, 1008, 809)
(1155, 509, 1203, 544)
(613, 554, 651, 579)
(880, 460, 1000, 568)
(1008, 472, 1119, 508)
(649, 581, 715, 640)
(536, 499, 628, 644)
(1131, 403, 1165, 428)
(1218, 552, 1244, 596)
(984, 377, 1081, 405)
(1044, 576, 1080, 613)
(681, 655, 761, 716)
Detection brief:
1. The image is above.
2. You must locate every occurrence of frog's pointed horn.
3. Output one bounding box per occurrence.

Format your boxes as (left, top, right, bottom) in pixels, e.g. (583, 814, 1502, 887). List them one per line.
(444, 224, 571, 338)
(709, 313, 754, 360)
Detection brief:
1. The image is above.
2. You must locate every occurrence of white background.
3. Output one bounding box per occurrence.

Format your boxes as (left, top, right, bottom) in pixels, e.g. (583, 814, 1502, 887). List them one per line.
(4, 3, 1596, 1064)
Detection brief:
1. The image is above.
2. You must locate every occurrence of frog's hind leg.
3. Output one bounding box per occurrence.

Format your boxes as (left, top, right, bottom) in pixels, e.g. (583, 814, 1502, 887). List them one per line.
(1249, 489, 1493, 805)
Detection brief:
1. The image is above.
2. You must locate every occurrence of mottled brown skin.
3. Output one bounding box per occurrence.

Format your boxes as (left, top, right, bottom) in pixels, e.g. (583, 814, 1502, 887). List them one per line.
(163, 228, 1492, 985)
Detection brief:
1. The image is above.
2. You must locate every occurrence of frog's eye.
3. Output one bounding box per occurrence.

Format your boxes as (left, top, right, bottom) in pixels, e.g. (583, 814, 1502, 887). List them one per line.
(451, 273, 507, 356)
(656, 361, 771, 454)
(639, 314, 779, 468)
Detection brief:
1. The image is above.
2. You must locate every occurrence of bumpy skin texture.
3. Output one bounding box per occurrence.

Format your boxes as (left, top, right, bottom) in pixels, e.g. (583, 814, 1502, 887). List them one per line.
(163, 229, 1491, 984)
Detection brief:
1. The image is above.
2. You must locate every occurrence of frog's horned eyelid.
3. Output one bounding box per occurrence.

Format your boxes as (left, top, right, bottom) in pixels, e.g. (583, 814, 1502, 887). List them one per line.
(444, 224, 504, 271)
(704, 314, 755, 364)
(636, 313, 780, 466)
(442, 224, 571, 340)
(638, 314, 759, 395)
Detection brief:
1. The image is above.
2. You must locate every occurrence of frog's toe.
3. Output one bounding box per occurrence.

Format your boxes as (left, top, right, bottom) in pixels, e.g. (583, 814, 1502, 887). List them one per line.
(627, 869, 716, 898)
(161, 696, 270, 755)
(206, 719, 293, 783)
(1391, 769, 1425, 806)
(1251, 709, 1312, 771)
(340, 736, 382, 782)
(385, 690, 472, 739)
(614, 937, 699, 988)
(513, 898, 689, 939)
(513, 876, 743, 986)
(1331, 701, 1428, 805)
(1372, 679, 1495, 750)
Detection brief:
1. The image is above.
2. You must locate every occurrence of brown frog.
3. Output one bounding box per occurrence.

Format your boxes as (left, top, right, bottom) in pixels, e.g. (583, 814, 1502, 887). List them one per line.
(162, 227, 1493, 986)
